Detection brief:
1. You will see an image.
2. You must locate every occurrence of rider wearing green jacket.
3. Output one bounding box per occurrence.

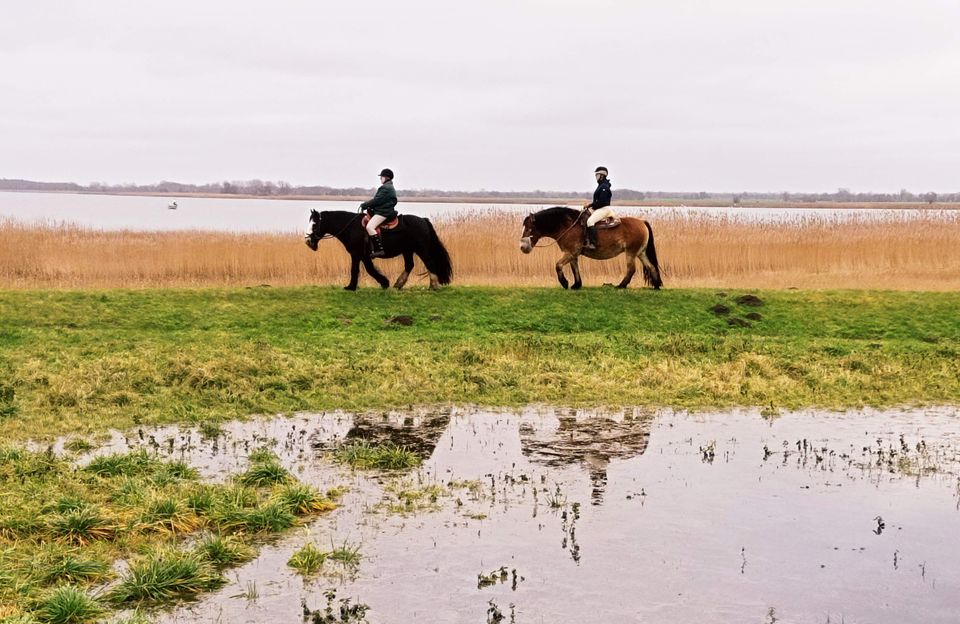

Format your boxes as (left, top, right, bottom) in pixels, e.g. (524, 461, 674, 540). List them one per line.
(360, 168, 398, 257)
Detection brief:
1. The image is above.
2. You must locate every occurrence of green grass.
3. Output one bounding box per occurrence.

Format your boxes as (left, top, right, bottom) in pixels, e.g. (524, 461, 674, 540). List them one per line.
(272, 484, 337, 515)
(194, 534, 255, 569)
(0, 447, 338, 621)
(1, 286, 958, 442)
(287, 543, 327, 577)
(33, 585, 104, 624)
(333, 441, 420, 471)
(236, 460, 292, 487)
(109, 548, 224, 604)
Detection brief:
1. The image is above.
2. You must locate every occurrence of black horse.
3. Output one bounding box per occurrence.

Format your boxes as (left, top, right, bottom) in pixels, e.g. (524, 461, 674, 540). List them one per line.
(305, 210, 453, 290)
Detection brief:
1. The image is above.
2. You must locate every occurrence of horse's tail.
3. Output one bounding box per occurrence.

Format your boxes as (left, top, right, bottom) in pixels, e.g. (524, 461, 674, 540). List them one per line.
(424, 219, 453, 285)
(642, 220, 663, 290)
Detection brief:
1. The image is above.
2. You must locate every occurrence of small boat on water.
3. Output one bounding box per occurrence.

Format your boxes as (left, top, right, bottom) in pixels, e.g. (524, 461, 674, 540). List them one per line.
(168, 201, 178, 210)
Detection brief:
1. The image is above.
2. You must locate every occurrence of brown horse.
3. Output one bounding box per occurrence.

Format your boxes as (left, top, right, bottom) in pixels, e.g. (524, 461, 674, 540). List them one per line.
(519, 207, 663, 290)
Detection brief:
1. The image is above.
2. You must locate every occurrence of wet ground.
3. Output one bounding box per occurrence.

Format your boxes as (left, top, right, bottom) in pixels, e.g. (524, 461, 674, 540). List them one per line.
(68, 407, 960, 623)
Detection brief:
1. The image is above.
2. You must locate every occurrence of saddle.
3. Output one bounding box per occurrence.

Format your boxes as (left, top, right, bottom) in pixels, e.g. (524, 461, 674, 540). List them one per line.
(362, 214, 401, 235)
(595, 217, 621, 230)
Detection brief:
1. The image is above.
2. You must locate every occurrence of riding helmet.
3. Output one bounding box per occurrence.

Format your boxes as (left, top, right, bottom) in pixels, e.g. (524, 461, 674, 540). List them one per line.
(594, 166, 609, 176)
(379, 168, 394, 180)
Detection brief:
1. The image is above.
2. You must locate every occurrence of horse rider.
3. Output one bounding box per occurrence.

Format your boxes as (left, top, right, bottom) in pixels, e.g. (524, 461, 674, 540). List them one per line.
(582, 166, 614, 250)
(360, 168, 398, 258)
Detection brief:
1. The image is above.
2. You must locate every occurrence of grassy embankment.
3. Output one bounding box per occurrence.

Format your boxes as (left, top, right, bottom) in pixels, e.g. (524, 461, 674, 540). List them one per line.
(1, 287, 958, 443)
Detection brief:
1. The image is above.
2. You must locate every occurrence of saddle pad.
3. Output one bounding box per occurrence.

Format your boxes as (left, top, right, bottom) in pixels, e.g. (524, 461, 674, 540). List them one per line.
(361, 215, 400, 230)
(596, 217, 621, 230)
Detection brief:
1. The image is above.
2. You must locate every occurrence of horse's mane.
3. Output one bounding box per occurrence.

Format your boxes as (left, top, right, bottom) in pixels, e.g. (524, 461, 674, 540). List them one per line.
(533, 206, 579, 230)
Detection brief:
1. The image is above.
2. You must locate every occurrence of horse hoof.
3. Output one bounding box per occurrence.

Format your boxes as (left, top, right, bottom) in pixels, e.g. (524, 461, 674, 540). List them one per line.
(344, 285, 357, 291)
(572, 283, 582, 290)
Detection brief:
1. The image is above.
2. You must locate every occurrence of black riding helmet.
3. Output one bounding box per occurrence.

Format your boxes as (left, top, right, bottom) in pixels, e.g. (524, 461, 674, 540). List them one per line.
(379, 168, 394, 180)
(594, 166, 608, 176)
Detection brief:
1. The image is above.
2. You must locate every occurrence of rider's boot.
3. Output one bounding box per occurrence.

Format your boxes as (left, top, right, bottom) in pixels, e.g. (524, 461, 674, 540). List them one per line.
(369, 234, 386, 258)
(584, 226, 598, 250)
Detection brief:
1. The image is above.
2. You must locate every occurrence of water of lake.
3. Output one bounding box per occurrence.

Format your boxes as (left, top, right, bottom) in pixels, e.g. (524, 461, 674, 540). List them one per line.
(60, 406, 960, 624)
(0, 191, 954, 234)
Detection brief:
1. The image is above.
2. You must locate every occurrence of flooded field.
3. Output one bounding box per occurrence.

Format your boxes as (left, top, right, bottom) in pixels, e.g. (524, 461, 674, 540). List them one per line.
(62, 407, 960, 623)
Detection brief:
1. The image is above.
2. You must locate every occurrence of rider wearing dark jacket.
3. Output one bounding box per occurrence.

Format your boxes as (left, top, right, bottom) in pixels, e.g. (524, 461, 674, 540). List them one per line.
(583, 166, 614, 250)
(361, 169, 398, 257)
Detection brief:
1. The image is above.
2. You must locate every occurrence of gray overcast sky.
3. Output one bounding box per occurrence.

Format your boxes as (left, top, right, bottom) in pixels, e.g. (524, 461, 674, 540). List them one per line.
(2, 1, 958, 192)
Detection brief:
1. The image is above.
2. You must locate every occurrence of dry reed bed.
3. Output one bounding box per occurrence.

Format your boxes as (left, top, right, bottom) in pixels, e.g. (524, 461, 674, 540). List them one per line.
(2, 210, 959, 290)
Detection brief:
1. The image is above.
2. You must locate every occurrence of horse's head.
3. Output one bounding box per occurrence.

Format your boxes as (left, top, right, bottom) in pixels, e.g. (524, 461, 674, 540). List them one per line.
(304, 209, 323, 251)
(519, 213, 539, 254)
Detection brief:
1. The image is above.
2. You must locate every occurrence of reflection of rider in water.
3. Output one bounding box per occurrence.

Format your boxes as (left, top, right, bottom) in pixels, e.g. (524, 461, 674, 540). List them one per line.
(584, 453, 609, 505)
(582, 166, 614, 250)
(360, 168, 398, 258)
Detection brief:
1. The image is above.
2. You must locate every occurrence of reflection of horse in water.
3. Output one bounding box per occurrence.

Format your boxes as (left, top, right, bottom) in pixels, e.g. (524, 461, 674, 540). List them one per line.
(310, 413, 451, 458)
(519, 414, 652, 505)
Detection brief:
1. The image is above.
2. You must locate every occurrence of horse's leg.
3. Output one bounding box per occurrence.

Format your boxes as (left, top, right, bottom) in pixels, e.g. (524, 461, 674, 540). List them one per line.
(361, 256, 390, 289)
(617, 253, 638, 289)
(555, 252, 574, 289)
(394, 251, 414, 290)
(345, 254, 361, 291)
(570, 256, 583, 290)
(638, 248, 662, 290)
(410, 239, 441, 290)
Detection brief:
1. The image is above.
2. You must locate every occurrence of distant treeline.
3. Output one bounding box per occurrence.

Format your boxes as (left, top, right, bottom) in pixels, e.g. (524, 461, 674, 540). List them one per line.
(0, 178, 955, 204)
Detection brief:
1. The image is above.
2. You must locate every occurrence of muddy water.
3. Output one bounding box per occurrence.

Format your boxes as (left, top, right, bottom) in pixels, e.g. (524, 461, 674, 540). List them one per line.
(78, 407, 960, 624)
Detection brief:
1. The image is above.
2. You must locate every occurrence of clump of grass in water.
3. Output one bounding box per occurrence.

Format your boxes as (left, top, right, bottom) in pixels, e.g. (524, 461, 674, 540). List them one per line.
(194, 534, 254, 569)
(236, 459, 292, 487)
(63, 438, 94, 454)
(333, 441, 420, 470)
(327, 541, 361, 566)
(273, 484, 336, 516)
(287, 543, 327, 577)
(379, 480, 446, 514)
(85, 451, 156, 478)
(34, 585, 105, 624)
(109, 548, 224, 604)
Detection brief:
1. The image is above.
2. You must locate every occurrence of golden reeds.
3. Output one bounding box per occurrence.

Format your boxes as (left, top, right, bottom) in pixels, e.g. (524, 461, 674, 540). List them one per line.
(2, 209, 959, 290)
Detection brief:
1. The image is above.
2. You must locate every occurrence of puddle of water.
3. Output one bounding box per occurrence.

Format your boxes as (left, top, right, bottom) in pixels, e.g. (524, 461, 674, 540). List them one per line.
(66, 406, 960, 624)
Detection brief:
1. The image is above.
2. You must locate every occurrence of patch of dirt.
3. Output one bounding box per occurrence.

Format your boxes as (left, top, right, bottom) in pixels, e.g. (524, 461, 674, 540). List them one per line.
(735, 294, 764, 307)
(386, 315, 414, 326)
(709, 304, 731, 316)
(727, 317, 752, 327)
(745, 312, 763, 321)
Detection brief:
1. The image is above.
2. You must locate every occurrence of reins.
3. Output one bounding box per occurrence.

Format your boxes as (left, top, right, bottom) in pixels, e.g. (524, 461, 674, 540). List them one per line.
(316, 213, 361, 241)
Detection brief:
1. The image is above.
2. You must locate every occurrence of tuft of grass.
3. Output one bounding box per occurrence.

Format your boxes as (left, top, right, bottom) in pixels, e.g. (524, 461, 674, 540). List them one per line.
(236, 460, 292, 487)
(272, 484, 336, 516)
(62, 439, 94, 454)
(137, 498, 201, 534)
(327, 541, 362, 566)
(47, 507, 116, 545)
(34, 548, 110, 585)
(246, 448, 278, 464)
(334, 441, 421, 471)
(109, 549, 224, 604)
(85, 451, 156, 478)
(194, 534, 254, 569)
(33, 585, 104, 624)
(287, 543, 327, 577)
(237, 503, 296, 533)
